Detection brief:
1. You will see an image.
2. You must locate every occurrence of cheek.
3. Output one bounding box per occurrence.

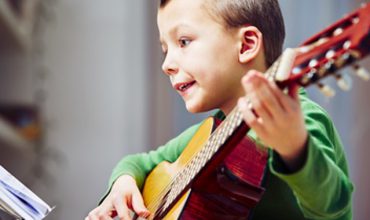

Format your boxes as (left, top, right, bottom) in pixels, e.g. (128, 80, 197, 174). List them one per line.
(181, 47, 209, 75)
(205, 41, 238, 72)
(181, 40, 238, 82)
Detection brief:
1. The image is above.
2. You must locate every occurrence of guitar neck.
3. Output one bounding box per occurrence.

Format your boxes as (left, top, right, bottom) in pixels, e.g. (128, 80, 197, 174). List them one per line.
(155, 3, 370, 218)
(159, 108, 249, 212)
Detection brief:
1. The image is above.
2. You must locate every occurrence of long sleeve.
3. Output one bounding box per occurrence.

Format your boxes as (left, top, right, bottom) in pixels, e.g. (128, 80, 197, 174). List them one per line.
(99, 122, 201, 203)
(99, 90, 353, 220)
(269, 92, 354, 220)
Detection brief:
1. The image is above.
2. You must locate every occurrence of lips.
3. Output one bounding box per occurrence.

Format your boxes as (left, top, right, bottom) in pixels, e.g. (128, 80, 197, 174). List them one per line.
(174, 81, 196, 92)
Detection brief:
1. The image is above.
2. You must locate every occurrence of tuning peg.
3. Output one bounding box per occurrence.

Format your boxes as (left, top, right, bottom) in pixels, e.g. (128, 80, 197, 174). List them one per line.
(301, 69, 319, 86)
(325, 50, 336, 60)
(324, 60, 337, 73)
(352, 16, 360, 24)
(341, 52, 355, 64)
(333, 27, 344, 36)
(317, 83, 336, 97)
(353, 64, 370, 81)
(334, 56, 347, 68)
(309, 59, 319, 68)
(316, 37, 329, 46)
(335, 74, 352, 91)
(343, 41, 352, 50)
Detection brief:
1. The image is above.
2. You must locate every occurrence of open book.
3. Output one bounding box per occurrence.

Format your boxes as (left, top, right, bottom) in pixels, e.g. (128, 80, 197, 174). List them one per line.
(0, 166, 53, 220)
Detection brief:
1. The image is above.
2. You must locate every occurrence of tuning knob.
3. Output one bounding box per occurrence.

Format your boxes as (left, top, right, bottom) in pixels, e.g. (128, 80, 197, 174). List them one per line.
(335, 74, 352, 91)
(333, 27, 344, 36)
(317, 82, 336, 97)
(325, 60, 337, 73)
(353, 64, 370, 81)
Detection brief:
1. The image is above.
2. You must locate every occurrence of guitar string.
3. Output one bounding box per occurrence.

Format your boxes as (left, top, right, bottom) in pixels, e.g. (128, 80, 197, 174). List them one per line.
(144, 7, 370, 214)
(144, 106, 242, 215)
(143, 59, 278, 217)
(148, 97, 258, 215)
(144, 62, 278, 216)
(142, 23, 367, 213)
(145, 107, 240, 214)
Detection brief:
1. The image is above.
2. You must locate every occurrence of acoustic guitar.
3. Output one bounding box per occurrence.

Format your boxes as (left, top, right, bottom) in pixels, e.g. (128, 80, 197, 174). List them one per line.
(139, 3, 370, 220)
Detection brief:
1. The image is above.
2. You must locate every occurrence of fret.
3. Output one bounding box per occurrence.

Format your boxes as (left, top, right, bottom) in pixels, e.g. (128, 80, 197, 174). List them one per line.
(156, 48, 298, 217)
(145, 4, 370, 219)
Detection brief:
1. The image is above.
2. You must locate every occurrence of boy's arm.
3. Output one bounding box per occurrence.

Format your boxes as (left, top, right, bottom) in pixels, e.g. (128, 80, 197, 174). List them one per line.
(269, 92, 354, 220)
(238, 71, 353, 219)
(100, 122, 201, 203)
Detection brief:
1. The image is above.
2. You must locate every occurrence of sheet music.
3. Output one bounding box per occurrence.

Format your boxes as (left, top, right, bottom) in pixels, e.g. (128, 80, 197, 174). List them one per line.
(0, 166, 53, 220)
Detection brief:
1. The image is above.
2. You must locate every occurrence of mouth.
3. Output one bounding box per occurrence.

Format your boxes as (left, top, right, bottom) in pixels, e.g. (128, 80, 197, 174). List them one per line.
(174, 81, 196, 92)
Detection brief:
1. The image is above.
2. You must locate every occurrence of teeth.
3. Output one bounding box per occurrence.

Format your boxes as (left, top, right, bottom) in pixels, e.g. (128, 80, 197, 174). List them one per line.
(179, 83, 192, 91)
(179, 84, 187, 91)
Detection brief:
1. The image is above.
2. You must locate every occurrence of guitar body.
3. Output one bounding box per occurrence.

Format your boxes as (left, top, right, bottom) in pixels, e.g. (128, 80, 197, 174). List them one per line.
(141, 4, 370, 219)
(142, 117, 268, 220)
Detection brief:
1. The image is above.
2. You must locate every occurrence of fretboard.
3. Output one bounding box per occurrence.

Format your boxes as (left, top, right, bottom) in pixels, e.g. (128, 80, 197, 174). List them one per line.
(159, 108, 245, 213)
(156, 56, 282, 217)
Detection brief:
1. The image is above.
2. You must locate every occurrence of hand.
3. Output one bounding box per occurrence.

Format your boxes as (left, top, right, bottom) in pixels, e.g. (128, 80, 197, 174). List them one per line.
(85, 175, 150, 220)
(238, 70, 308, 171)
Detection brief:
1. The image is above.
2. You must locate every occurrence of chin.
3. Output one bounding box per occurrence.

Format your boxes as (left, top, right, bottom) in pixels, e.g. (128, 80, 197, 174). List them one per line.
(185, 101, 212, 114)
(186, 107, 200, 114)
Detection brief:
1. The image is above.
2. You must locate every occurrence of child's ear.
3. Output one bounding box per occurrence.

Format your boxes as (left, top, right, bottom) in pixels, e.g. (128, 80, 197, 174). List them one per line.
(238, 26, 263, 64)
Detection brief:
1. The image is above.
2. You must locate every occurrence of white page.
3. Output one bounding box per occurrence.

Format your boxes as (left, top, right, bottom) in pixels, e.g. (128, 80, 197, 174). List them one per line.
(0, 166, 53, 219)
(0, 186, 34, 220)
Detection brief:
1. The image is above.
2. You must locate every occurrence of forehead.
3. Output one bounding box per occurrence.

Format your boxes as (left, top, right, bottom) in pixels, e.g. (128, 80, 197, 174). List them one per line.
(157, 0, 218, 37)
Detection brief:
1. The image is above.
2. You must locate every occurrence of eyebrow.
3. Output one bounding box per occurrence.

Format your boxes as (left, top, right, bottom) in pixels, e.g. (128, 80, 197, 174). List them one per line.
(159, 23, 193, 45)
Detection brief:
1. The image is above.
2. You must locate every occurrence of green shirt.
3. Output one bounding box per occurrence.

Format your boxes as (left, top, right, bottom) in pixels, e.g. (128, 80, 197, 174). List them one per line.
(104, 90, 353, 220)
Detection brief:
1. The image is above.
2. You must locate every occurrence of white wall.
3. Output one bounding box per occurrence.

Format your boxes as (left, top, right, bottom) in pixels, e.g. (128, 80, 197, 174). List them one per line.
(44, 1, 368, 219)
(2, 1, 369, 219)
(32, 1, 151, 219)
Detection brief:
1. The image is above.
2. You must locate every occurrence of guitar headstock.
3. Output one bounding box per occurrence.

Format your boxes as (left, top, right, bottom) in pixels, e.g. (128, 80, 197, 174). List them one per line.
(273, 3, 370, 97)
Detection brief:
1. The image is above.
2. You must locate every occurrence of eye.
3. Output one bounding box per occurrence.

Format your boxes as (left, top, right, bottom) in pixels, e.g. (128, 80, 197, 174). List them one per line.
(179, 38, 191, 48)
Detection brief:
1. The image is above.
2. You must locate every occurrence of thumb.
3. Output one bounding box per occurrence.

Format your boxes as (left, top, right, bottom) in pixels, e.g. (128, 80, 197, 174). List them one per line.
(132, 190, 150, 217)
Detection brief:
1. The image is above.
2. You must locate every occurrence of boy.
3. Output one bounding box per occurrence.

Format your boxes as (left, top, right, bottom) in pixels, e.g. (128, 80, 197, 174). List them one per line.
(86, 0, 353, 219)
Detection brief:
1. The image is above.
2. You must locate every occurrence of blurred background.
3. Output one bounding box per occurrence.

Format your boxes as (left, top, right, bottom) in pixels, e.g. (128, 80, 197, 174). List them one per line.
(0, 0, 369, 219)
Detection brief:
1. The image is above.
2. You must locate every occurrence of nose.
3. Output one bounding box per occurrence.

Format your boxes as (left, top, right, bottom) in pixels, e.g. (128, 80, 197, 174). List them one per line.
(161, 53, 179, 76)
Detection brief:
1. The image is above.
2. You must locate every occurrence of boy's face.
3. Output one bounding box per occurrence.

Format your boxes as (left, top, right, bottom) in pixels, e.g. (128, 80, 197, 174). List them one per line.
(157, 0, 247, 114)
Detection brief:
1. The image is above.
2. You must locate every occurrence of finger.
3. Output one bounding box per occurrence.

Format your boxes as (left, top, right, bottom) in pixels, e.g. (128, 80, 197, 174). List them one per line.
(113, 197, 132, 220)
(247, 92, 273, 123)
(101, 215, 113, 220)
(259, 79, 288, 117)
(242, 72, 274, 121)
(269, 72, 301, 100)
(268, 74, 292, 106)
(132, 190, 151, 218)
(268, 77, 296, 112)
(238, 98, 265, 135)
(87, 207, 113, 220)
